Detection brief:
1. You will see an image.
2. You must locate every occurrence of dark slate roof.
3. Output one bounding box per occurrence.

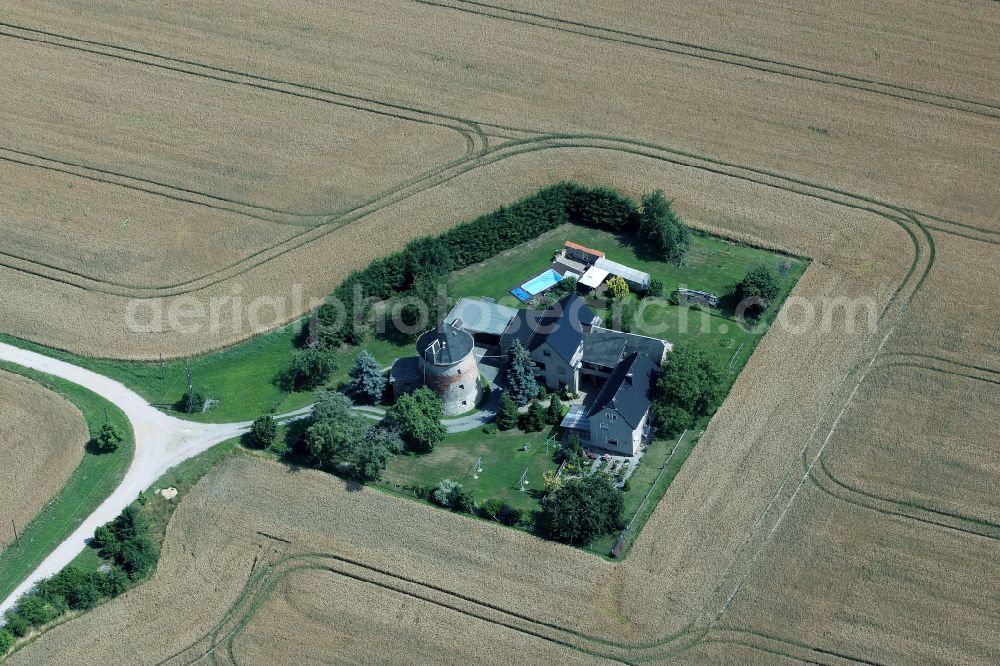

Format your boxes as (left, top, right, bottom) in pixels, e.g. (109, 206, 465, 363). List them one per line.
(499, 294, 596, 363)
(500, 309, 537, 349)
(416, 323, 475, 365)
(560, 294, 598, 328)
(582, 327, 669, 368)
(582, 333, 628, 369)
(586, 352, 657, 429)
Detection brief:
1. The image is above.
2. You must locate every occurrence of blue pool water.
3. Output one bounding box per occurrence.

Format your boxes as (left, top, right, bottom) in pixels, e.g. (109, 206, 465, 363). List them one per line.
(520, 269, 563, 296)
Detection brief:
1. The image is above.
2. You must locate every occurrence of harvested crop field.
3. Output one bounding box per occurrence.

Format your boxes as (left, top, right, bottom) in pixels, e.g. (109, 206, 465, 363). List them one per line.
(0, 370, 87, 553)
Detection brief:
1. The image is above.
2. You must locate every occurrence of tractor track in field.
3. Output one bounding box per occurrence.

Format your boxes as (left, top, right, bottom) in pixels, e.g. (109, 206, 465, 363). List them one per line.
(0, 22, 486, 224)
(0, 130, 963, 298)
(411, 0, 1000, 121)
(808, 354, 1000, 543)
(705, 628, 889, 666)
(1, 22, 996, 297)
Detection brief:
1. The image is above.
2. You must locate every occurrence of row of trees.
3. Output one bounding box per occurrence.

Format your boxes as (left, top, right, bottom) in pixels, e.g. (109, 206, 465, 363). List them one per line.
(313, 183, 684, 347)
(2, 505, 157, 643)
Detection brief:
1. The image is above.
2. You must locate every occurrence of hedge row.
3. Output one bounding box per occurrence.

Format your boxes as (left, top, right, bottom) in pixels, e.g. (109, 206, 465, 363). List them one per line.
(317, 182, 640, 345)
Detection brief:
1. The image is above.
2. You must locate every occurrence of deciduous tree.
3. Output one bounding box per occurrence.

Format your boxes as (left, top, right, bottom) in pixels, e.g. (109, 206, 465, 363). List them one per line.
(538, 475, 623, 545)
(383, 387, 445, 453)
(246, 415, 277, 450)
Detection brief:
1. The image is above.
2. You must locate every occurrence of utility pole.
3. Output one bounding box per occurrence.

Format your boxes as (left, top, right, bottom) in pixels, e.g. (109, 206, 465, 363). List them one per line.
(159, 352, 165, 381)
(12, 520, 19, 548)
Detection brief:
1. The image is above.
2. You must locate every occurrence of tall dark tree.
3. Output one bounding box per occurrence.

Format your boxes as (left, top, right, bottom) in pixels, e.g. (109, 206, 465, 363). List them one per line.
(638, 190, 689, 264)
(538, 475, 624, 545)
(504, 340, 538, 406)
(523, 399, 547, 432)
(546, 394, 564, 425)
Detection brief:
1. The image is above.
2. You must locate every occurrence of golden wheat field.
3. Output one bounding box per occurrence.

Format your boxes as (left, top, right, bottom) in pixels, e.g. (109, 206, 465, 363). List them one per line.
(0, 371, 87, 553)
(1, 0, 998, 663)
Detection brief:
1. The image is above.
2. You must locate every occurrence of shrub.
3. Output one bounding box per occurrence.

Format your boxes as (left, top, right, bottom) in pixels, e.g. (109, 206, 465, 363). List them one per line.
(95, 422, 124, 453)
(482, 422, 498, 434)
(607, 275, 629, 300)
(646, 277, 664, 297)
(0, 628, 14, 654)
(177, 387, 206, 414)
(431, 479, 472, 511)
(3, 612, 28, 638)
(497, 503, 523, 527)
(479, 498, 505, 520)
(246, 415, 277, 450)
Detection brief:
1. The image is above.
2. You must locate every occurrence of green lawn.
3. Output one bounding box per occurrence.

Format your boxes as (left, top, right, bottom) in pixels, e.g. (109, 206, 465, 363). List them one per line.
(451, 222, 806, 371)
(0, 327, 410, 425)
(0, 363, 135, 601)
(378, 426, 562, 512)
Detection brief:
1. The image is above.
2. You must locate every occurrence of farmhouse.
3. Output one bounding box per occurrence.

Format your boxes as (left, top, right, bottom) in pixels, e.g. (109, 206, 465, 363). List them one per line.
(561, 352, 657, 456)
(499, 294, 599, 392)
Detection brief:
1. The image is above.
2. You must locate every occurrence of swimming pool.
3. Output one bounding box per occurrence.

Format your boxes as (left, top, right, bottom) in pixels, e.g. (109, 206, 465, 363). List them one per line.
(520, 269, 563, 296)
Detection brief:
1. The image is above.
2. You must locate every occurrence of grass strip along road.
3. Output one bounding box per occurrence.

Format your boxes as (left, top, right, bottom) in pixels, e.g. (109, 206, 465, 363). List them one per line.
(0, 362, 134, 603)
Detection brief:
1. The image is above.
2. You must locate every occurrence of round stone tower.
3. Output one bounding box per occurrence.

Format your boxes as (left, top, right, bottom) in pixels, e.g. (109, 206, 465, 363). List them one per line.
(416, 322, 482, 416)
